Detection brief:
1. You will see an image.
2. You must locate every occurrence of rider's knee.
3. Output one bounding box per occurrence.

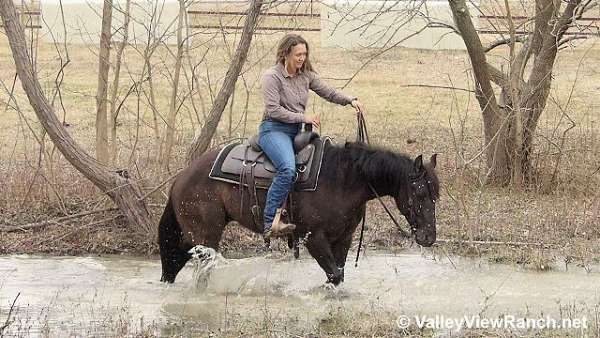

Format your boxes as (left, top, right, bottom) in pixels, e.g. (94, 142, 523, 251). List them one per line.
(279, 166, 296, 181)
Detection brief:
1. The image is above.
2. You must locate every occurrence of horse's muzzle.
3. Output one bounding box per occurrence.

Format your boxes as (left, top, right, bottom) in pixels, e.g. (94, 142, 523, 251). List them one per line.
(414, 226, 436, 247)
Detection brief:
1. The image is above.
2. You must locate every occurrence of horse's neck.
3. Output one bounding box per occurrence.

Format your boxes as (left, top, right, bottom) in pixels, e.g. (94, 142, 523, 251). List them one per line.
(343, 173, 394, 207)
(348, 148, 406, 199)
(323, 144, 404, 205)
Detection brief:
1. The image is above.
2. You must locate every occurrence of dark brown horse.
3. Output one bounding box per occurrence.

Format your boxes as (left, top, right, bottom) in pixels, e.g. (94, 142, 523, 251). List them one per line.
(158, 141, 439, 286)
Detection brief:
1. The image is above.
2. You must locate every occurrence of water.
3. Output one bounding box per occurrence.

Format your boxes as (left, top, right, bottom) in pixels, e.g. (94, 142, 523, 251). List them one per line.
(1, 250, 599, 336)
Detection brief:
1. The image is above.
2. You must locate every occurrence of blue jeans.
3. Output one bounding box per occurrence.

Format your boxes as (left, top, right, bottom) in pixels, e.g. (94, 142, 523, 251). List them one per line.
(258, 120, 300, 232)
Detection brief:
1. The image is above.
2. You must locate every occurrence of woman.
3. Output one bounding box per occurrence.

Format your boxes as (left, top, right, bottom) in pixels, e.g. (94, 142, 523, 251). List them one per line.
(259, 34, 364, 239)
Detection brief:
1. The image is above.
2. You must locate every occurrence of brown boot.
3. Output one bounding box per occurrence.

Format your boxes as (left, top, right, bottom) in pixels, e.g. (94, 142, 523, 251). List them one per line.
(266, 208, 296, 238)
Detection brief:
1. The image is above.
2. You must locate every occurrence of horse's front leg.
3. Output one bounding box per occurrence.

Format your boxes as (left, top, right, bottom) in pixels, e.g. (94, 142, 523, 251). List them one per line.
(305, 230, 343, 285)
(331, 233, 353, 283)
(330, 214, 363, 283)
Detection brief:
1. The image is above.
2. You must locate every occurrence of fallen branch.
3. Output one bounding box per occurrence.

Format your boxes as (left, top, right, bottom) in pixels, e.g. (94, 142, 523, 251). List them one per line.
(1, 207, 118, 233)
(400, 84, 474, 93)
(436, 238, 555, 248)
(137, 169, 182, 202)
(46, 215, 122, 245)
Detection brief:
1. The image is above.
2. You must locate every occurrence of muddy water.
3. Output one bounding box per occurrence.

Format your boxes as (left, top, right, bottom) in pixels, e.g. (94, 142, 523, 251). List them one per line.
(1, 251, 599, 336)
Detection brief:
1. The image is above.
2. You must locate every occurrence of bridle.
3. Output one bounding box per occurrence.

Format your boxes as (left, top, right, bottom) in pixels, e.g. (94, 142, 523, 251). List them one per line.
(405, 171, 430, 229)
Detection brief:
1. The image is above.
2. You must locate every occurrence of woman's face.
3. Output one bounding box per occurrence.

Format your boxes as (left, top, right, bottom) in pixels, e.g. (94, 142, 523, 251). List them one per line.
(285, 43, 307, 72)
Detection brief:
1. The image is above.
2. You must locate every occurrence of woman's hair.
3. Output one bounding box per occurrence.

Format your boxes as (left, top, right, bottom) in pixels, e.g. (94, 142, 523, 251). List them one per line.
(275, 34, 314, 72)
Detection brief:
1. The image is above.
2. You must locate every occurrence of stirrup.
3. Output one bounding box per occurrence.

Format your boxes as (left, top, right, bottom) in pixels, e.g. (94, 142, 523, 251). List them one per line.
(270, 222, 296, 237)
(265, 209, 296, 238)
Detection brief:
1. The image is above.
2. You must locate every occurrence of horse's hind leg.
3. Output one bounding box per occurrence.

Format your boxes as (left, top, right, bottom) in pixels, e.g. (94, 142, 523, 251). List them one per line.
(159, 196, 193, 283)
(305, 230, 343, 286)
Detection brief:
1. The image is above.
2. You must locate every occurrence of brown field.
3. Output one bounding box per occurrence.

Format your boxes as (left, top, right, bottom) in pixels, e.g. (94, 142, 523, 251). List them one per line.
(0, 29, 599, 269)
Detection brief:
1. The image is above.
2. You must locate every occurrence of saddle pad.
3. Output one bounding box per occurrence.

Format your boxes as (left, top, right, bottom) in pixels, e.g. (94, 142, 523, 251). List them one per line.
(209, 137, 330, 191)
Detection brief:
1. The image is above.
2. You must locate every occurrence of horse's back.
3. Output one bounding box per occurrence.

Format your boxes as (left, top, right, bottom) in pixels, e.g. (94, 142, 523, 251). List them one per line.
(171, 149, 221, 207)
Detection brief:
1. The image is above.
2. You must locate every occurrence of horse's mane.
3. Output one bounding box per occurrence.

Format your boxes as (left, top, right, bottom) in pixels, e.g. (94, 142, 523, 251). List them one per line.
(322, 142, 439, 199)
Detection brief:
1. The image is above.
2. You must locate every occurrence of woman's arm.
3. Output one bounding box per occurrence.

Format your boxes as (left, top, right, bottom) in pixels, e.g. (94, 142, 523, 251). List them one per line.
(308, 72, 356, 106)
(262, 72, 305, 123)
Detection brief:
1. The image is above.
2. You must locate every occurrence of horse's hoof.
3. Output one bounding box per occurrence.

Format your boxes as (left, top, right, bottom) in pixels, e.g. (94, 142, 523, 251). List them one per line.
(188, 245, 217, 262)
(323, 282, 337, 291)
(189, 245, 219, 289)
(326, 268, 344, 286)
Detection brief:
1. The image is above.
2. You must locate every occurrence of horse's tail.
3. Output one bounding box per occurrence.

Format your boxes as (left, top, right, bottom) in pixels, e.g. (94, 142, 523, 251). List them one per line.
(158, 195, 190, 283)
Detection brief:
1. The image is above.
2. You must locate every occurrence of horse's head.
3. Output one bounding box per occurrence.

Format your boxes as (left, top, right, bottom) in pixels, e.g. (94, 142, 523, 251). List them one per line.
(394, 154, 439, 247)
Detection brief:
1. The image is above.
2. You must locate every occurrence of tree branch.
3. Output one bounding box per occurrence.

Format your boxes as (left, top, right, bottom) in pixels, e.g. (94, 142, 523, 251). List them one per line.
(487, 63, 509, 89)
(558, 35, 588, 49)
(0, 0, 110, 188)
(530, 0, 554, 57)
(484, 35, 526, 53)
(553, 0, 583, 42)
(449, 0, 499, 112)
(187, 0, 263, 162)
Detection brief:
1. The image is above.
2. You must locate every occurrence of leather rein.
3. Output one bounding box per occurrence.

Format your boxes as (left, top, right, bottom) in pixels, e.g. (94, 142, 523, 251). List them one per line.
(354, 112, 412, 268)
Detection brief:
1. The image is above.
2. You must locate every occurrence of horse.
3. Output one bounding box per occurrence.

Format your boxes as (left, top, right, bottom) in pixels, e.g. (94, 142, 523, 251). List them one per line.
(158, 141, 439, 286)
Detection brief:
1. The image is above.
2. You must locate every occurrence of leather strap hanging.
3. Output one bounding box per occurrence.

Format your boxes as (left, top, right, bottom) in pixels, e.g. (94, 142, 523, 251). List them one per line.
(354, 111, 411, 268)
(355, 112, 369, 267)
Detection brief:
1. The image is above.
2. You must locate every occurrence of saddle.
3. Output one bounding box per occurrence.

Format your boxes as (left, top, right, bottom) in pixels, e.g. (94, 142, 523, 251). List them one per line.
(209, 131, 329, 191)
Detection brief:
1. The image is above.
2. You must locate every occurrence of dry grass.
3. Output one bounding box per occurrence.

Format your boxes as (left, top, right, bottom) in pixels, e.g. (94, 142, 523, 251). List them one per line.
(0, 29, 599, 266)
(2, 294, 599, 337)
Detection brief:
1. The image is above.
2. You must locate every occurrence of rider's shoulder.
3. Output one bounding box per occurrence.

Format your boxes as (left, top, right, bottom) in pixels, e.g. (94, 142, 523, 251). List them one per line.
(263, 64, 283, 77)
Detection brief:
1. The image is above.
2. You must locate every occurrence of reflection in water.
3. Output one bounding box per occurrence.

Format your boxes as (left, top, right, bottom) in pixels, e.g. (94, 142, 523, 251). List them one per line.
(1, 251, 600, 336)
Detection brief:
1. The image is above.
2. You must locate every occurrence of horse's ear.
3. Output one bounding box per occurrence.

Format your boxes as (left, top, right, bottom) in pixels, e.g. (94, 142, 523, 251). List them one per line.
(414, 154, 424, 172)
(429, 154, 437, 169)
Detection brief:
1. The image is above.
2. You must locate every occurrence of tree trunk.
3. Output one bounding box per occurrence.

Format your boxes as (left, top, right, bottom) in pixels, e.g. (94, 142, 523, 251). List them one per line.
(449, 0, 513, 184)
(0, 0, 153, 234)
(186, 0, 263, 162)
(96, 0, 112, 164)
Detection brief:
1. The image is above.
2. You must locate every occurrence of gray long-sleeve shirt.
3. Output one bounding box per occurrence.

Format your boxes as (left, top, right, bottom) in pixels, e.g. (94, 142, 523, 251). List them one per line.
(262, 63, 355, 123)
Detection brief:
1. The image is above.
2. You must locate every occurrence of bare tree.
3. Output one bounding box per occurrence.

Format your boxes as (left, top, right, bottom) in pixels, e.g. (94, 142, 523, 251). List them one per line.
(0, 0, 153, 234)
(186, 0, 264, 162)
(448, 0, 596, 185)
(96, 0, 113, 164)
(160, 0, 186, 173)
(109, 0, 132, 164)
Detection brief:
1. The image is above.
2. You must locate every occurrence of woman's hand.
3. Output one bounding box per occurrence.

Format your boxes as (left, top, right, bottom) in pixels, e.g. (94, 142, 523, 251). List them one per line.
(351, 99, 364, 116)
(304, 114, 321, 128)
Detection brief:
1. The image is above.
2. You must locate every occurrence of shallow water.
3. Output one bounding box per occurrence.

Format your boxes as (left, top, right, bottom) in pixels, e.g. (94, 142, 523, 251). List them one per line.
(1, 250, 599, 336)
